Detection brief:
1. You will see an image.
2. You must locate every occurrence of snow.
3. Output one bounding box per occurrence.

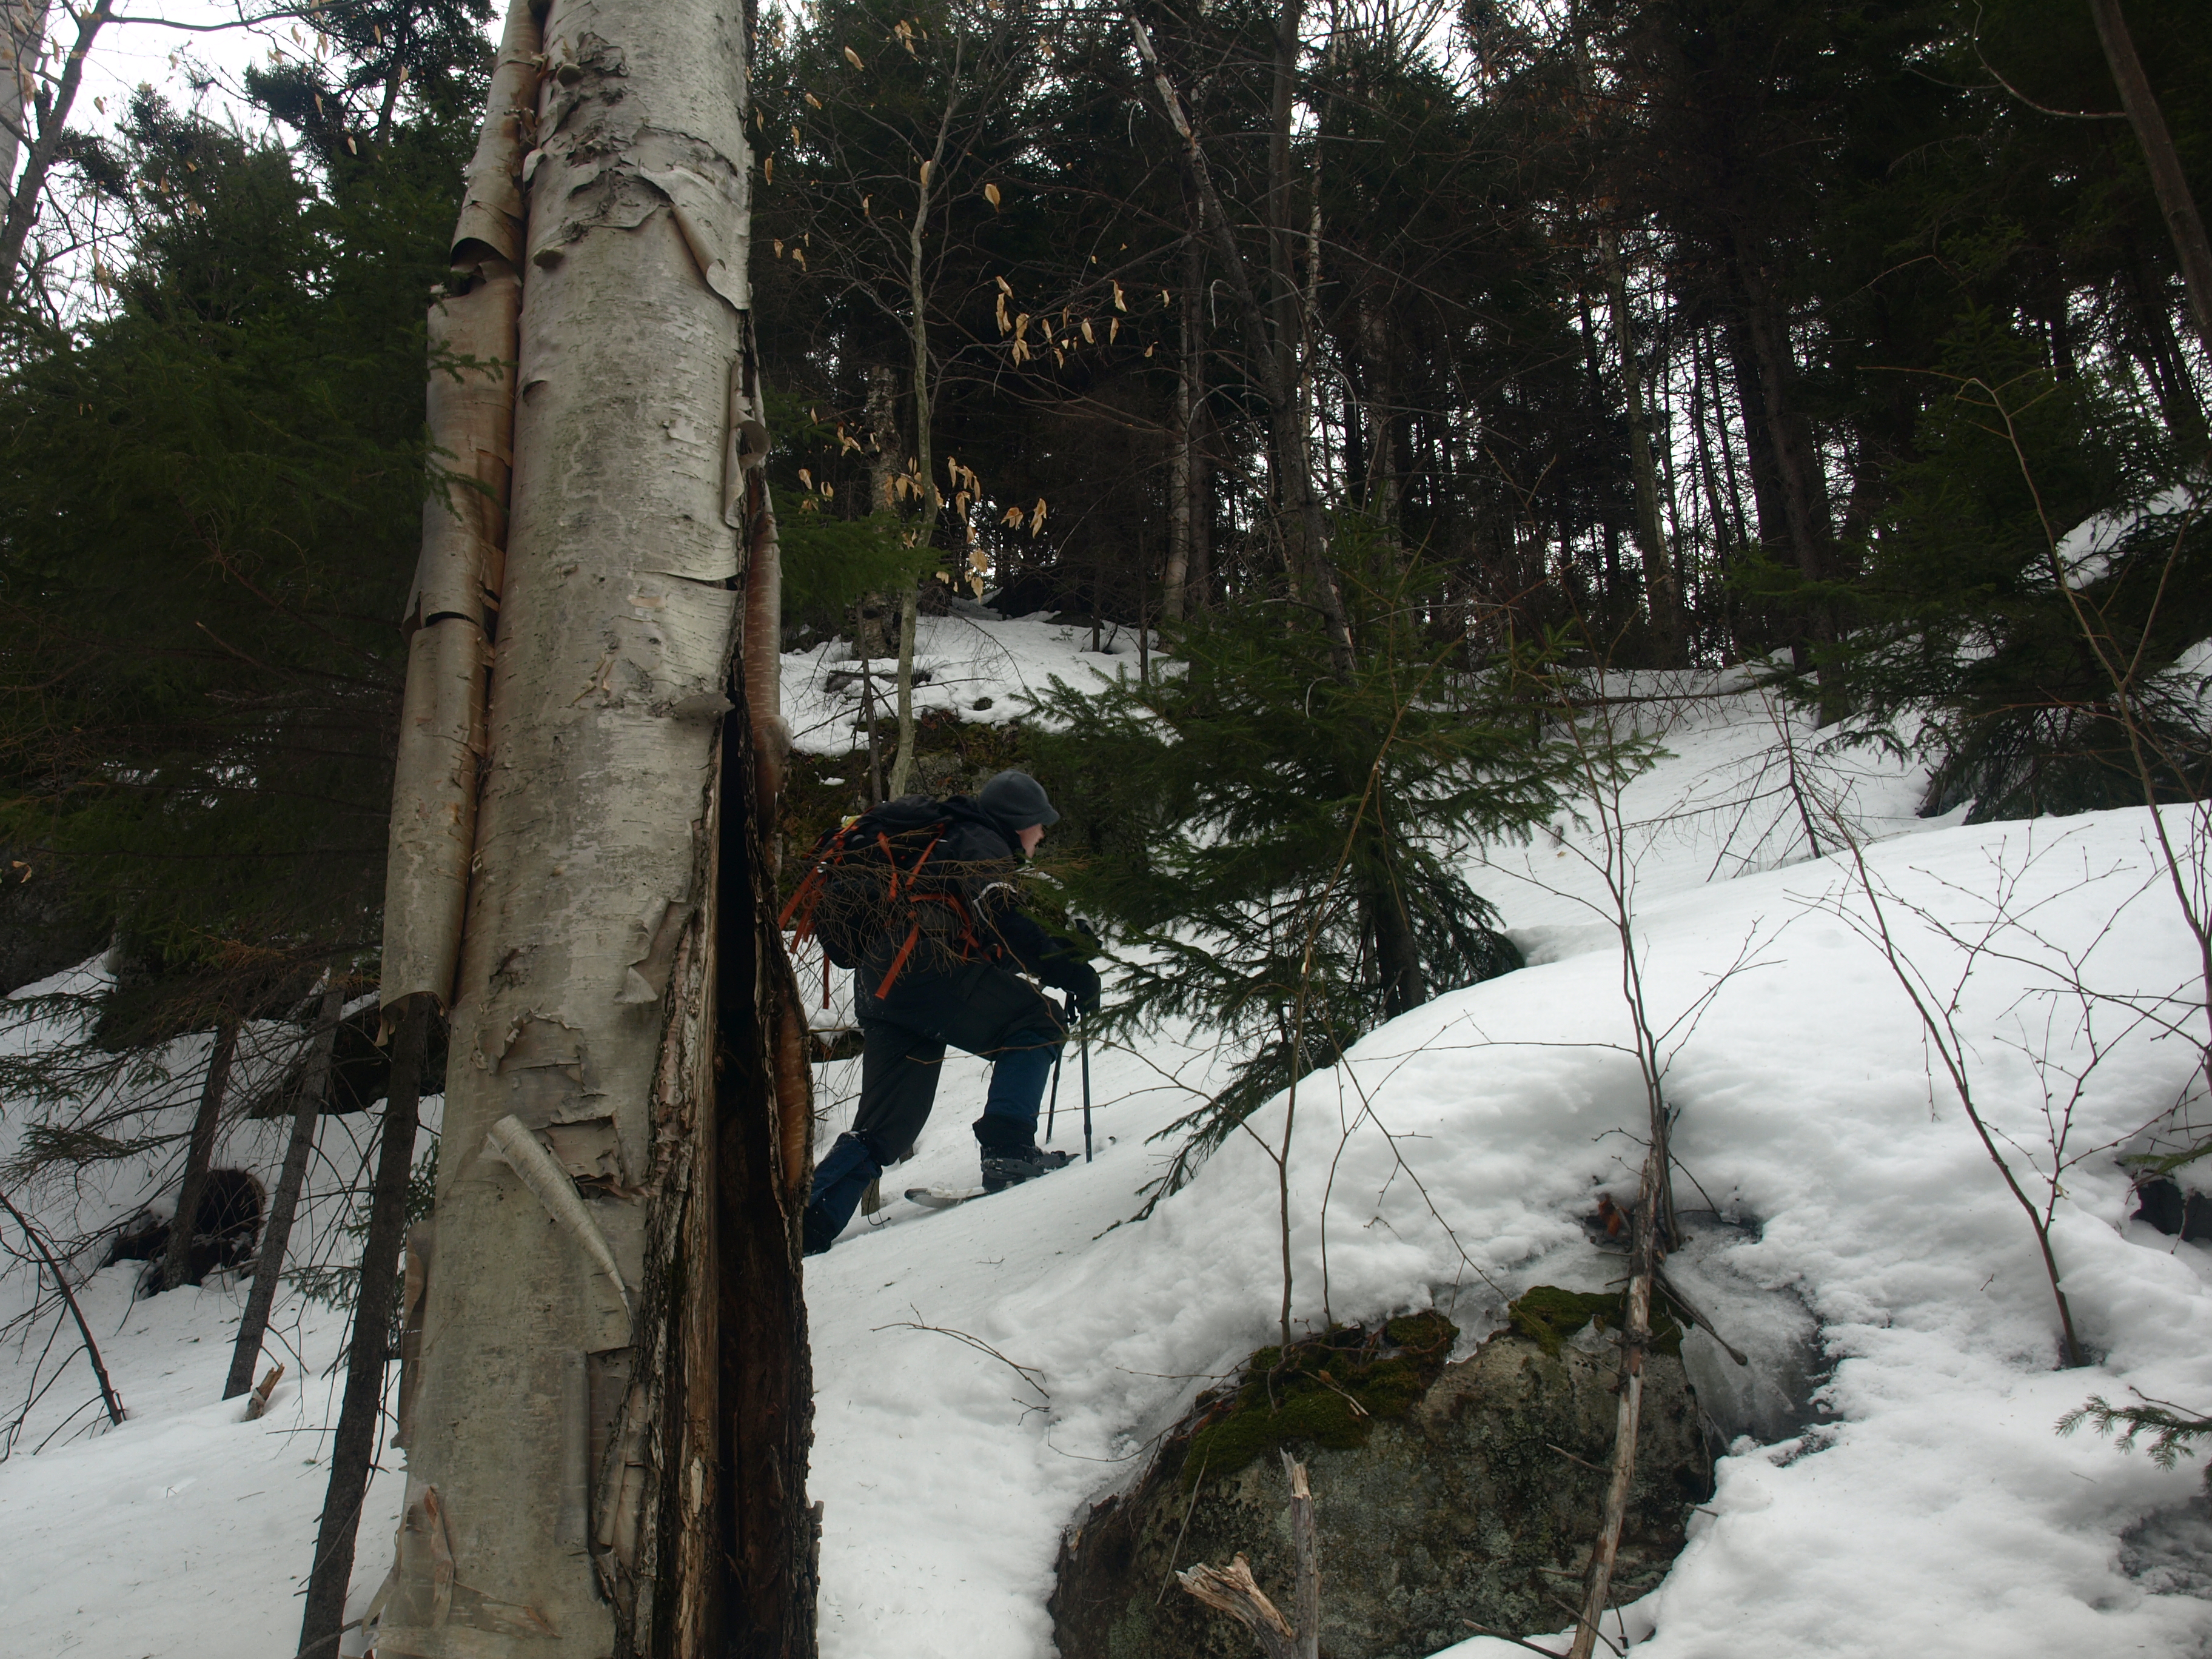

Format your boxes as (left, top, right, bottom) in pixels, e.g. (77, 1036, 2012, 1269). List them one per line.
(780, 607, 1147, 757)
(4, 617, 2212, 1657)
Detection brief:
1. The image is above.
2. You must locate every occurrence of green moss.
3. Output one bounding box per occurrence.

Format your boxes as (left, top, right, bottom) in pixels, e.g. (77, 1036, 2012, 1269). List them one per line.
(1507, 1284, 1683, 1359)
(1182, 1312, 1460, 1487)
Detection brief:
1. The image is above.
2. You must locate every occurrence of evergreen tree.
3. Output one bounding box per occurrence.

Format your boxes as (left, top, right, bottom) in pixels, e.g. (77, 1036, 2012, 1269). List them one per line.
(1028, 537, 1604, 1193)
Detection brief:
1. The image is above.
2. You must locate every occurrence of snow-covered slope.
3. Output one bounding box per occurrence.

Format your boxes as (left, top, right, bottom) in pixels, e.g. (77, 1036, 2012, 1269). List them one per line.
(3, 620, 2210, 1658)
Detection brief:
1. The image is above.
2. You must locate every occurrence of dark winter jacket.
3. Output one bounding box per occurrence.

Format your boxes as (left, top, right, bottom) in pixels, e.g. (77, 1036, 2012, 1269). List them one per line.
(857, 794, 1100, 1009)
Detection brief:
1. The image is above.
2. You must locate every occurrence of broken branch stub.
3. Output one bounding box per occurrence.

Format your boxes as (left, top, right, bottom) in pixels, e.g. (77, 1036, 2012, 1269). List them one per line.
(1177, 1455, 1319, 1659)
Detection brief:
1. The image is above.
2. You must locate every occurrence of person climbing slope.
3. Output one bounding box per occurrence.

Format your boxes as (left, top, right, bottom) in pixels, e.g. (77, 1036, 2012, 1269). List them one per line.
(791, 768, 1101, 1256)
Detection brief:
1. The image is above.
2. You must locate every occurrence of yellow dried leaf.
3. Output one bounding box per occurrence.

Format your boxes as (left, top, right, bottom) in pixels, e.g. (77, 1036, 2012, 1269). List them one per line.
(1145, 343, 1155, 357)
(970, 548, 990, 571)
(806, 92, 822, 108)
(821, 481, 834, 498)
(798, 468, 813, 488)
(773, 238, 784, 256)
(1110, 318, 1121, 344)
(845, 45, 865, 69)
(1081, 318, 1094, 344)
(763, 154, 774, 183)
(995, 275, 1013, 295)
(1002, 505, 1024, 526)
(985, 181, 1002, 209)
(919, 158, 934, 187)
(790, 125, 800, 147)
(1161, 287, 1170, 309)
(996, 294, 1010, 333)
(1029, 499, 1049, 533)
(1014, 312, 1030, 340)
(1113, 281, 1127, 312)
(792, 246, 806, 268)
(862, 195, 872, 216)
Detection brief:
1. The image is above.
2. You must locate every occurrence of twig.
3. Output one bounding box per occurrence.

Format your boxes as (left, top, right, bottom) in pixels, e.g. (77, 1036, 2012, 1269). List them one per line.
(1156, 1451, 1210, 1605)
(877, 1312, 1048, 1401)
(1461, 1620, 1572, 1658)
(1653, 1266, 1749, 1367)
(0, 1184, 124, 1427)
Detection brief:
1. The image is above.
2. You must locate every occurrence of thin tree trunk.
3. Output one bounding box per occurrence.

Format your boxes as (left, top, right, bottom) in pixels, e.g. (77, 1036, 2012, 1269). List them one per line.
(1355, 289, 1399, 541)
(1130, 12, 1354, 677)
(298, 992, 429, 1659)
(1601, 230, 1683, 663)
(226, 974, 346, 1399)
(0, 0, 109, 305)
(156, 1019, 236, 1295)
(888, 580, 921, 797)
(374, 1, 814, 1651)
(0, 1183, 123, 1427)
(890, 81, 957, 801)
(855, 366, 898, 667)
(2089, 0, 2212, 357)
(1165, 219, 1201, 625)
(1566, 1132, 1667, 1659)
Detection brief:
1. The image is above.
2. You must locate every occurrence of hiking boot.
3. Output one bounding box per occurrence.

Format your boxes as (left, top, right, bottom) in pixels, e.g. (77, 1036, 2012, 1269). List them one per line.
(980, 1145, 1076, 1194)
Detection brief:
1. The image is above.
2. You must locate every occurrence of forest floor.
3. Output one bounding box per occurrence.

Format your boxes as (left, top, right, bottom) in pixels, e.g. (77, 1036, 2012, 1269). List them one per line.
(3, 616, 2211, 1657)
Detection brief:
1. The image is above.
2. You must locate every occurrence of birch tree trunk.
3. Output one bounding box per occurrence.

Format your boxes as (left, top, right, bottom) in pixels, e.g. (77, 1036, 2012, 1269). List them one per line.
(0, 1, 45, 204)
(373, 1, 814, 1653)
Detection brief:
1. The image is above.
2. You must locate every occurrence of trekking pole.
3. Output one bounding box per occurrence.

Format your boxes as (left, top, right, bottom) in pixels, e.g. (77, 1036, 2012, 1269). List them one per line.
(1080, 1021, 1094, 1164)
(1044, 1011, 1066, 1144)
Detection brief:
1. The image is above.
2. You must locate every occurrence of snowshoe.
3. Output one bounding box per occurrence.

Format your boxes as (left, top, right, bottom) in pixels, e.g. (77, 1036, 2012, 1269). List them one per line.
(980, 1145, 1077, 1195)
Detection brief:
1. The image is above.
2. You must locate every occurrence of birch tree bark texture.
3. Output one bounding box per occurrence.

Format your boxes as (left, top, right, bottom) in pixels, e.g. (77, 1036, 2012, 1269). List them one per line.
(379, 2, 814, 1655)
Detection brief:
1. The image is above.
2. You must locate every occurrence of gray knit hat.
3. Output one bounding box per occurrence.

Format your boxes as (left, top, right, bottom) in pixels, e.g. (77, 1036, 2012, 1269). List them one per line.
(979, 768, 1060, 831)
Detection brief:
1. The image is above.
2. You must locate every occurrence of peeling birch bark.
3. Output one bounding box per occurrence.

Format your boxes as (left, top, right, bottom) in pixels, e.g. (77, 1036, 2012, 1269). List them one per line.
(0, 2, 47, 206)
(380, 0, 541, 1020)
(380, 1, 813, 1654)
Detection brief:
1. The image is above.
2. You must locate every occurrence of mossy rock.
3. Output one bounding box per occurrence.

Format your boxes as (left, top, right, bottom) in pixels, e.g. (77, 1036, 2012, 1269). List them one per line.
(1508, 1284, 1682, 1359)
(1181, 1311, 1458, 1485)
(1051, 1308, 1708, 1659)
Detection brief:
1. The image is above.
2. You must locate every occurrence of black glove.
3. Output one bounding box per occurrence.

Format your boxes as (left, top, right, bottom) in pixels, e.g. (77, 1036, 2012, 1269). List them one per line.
(1055, 959, 1102, 1019)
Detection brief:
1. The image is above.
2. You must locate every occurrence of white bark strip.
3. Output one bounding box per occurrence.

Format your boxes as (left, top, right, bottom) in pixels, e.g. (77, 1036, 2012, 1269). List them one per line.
(485, 1112, 633, 1327)
(387, 0, 759, 1651)
(0, 1, 46, 204)
(380, 0, 543, 1019)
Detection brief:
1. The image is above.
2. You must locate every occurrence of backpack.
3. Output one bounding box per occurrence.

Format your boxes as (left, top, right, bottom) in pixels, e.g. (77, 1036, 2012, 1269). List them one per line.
(779, 797, 996, 997)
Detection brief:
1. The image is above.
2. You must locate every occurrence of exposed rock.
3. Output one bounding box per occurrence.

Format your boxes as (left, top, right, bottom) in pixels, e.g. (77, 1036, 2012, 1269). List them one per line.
(1050, 1296, 1709, 1659)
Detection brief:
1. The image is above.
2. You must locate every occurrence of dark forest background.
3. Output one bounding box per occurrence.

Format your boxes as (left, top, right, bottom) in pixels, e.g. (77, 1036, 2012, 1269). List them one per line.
(0, 0, 2204, 1037)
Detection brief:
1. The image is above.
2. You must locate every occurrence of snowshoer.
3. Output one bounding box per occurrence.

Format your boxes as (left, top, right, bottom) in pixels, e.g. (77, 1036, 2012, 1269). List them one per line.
(798, 768, 1101, 1256)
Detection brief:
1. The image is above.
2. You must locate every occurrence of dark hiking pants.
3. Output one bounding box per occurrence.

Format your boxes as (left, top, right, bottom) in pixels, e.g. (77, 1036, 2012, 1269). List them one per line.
(803, 957, 1065, 1250)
